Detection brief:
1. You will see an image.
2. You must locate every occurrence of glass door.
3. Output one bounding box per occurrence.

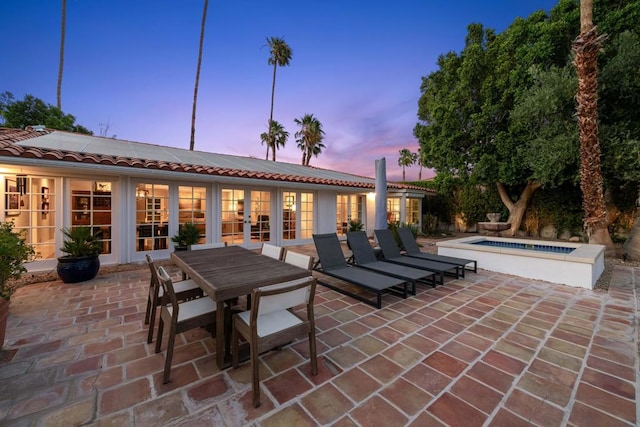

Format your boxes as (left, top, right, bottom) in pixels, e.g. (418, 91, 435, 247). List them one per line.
(249, 190, 271, 244)
(221, 188, 272, 247)
(336, 194, 364, 236)
(221, 189, 245, 246)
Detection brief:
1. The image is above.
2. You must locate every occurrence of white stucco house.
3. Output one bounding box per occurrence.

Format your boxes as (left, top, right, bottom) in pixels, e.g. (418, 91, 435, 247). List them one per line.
(0, 127, 431, 272)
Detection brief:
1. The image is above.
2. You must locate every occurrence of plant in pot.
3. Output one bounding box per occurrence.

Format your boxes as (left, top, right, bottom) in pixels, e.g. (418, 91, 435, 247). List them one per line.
(345, 219, 365, 250)
(171, 222, 201, 251)
(57, 227, 102, 284)
(0, 221, 35, 349)
(347, 219, 364, 232)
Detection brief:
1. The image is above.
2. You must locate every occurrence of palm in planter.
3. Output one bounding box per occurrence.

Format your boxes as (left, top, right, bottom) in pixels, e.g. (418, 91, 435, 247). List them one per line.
(171, 222, 202, 250)
(0, 221, 35, 348)
(57, 227, 102, 284)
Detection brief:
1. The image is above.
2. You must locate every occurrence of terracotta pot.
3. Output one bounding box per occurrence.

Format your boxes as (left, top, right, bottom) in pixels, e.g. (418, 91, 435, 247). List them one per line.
(0, 298, 9, 350)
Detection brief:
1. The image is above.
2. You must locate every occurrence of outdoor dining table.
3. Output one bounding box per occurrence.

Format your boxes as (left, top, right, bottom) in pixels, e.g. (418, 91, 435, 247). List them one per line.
(170, 245, 311, 369)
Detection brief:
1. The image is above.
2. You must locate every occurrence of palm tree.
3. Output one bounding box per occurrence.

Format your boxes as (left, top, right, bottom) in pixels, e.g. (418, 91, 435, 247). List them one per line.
(573, 0, 613, 247)
(189, 0, 209, 151)
(57, 0, 66, 109)
(260, 120, 288, 161)
(294, 114, 325, 166)
(397, 148, 417, 181)
(265, 37, 292, 160)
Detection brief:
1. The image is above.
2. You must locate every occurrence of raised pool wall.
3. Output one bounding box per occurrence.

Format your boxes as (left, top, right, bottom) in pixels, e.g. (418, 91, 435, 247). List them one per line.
(437, 236, 605, 289)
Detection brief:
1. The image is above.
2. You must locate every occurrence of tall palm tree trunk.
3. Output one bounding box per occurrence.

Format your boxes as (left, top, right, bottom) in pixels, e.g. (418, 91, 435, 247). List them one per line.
(57, 0, 66, 109)
(190, 0, 208, 151)
(573, 0, 613, 247)
(267, 63, 277, 160)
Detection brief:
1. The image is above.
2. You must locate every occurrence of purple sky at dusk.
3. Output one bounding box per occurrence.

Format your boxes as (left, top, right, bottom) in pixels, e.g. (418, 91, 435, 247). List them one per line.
(2, 0, 559, 182)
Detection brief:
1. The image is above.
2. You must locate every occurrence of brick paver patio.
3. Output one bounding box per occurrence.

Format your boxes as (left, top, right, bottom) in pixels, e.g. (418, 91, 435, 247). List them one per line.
(0, 242, 637, 426)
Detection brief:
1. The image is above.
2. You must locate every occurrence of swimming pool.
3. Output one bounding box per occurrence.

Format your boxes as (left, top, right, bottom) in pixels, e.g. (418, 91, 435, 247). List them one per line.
(473, 240, 574, 254)
(437, 236, 604, 289)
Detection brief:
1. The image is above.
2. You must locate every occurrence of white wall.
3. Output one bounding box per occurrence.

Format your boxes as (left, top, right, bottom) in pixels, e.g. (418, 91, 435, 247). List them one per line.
(316, 190, 337, 235)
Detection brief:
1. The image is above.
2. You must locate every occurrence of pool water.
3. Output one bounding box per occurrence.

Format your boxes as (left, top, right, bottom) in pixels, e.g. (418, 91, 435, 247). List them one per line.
(473, 240, 574, 254)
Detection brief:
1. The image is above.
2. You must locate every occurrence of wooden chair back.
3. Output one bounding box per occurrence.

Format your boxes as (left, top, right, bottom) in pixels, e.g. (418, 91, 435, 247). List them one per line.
(156, 266, 180, 316)
(154, 265, 216, 384)
(261, 243, 284, 260)
(283, 250, 314, 270)
(253, 276, 314, 316)
(232, 276, 318, 407)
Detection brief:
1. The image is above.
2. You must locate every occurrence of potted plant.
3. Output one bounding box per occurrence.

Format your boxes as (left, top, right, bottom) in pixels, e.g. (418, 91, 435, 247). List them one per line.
(347, 219, 364, 232)
(57, 227, 102, 284)
(171, 222, 201, 251)
(0, 221, 35, 349)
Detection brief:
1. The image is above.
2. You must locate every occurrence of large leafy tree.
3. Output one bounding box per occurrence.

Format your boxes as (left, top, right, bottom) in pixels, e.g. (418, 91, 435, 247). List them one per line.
(397, 148, 417, 181)
(189, 0, 209, 151)
(417, 147, 427, 180)
(265, 37, 292, 160)
(415, 0, 639, 236)
(294, 114, 325, 166)
(0, 92, 92, 134)
(260, 120, 288, 161)
(57, 0, 66, 109)
(601, 30, 640, 258)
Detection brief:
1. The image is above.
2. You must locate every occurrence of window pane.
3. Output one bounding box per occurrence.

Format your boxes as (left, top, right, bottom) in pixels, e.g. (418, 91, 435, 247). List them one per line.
(135, 183, 168, 251)
(71, 180, 113, 255)
(6, 176, 57, 259)
(179, 186, 206, 243)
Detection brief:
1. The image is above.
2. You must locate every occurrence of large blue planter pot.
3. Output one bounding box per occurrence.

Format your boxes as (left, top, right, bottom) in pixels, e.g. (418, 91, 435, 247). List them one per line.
(57, 255, 100, 284)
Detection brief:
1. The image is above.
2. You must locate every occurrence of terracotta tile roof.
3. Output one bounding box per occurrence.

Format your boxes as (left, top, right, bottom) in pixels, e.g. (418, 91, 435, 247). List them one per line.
(0, 127, 431, 192)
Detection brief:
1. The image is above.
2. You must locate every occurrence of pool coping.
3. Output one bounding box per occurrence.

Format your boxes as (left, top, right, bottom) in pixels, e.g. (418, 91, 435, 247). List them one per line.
(437, 236, 605, 288)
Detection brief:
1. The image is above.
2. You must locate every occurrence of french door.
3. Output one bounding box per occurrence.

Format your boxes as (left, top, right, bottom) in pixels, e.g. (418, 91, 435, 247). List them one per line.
(220, 188, 272, 246)
(336, 194, 364, 236)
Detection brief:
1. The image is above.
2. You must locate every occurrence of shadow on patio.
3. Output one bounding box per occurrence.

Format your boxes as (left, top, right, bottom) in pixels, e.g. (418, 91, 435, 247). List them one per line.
(0, 242, 637, 426)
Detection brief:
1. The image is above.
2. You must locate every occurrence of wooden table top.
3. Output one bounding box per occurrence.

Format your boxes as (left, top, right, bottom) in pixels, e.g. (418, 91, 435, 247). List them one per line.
(170, 246, 310, 301)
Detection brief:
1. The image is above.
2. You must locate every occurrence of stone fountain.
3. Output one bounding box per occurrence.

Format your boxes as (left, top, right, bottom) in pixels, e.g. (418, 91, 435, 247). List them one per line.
(477, 213, 511, 236)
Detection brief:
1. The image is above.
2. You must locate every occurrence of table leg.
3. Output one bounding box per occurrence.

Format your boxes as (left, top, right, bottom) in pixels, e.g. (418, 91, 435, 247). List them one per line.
(215, 300, 226, 368)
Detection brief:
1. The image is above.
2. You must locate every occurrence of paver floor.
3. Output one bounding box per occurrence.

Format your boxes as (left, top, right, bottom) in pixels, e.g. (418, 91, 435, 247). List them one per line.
(0, 243, 638, 426)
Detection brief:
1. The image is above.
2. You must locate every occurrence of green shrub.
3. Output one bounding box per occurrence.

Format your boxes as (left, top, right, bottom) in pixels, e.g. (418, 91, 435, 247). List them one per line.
(59, 227, 102, 258)
(0, 221, 35, 300)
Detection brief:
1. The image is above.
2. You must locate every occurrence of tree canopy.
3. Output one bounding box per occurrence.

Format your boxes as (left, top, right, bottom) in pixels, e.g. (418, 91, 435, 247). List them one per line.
(294, 114, 325, 166)
(414, 0, 640, 233)
(0, 92, 92, 134)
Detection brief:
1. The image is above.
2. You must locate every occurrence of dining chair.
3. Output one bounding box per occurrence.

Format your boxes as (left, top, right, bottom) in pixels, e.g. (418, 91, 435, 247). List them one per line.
(155, 266, 217, 384)
(283, 250, 314, 270)
(232, 276, 318, 407)
(144, 254, 204, 344)
(190, 242, 227, 250)
(261, 243, 284, 260)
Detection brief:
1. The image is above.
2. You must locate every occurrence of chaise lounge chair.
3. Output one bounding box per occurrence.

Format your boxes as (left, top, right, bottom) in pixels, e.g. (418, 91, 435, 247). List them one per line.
(313, 233, 410, 308)
(347, 231, 436, 291)
(374, 229, 463, 285)
(397, 227, 477, 276)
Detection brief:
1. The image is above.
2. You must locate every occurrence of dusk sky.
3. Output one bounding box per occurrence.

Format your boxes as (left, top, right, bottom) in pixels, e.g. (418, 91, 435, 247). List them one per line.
(2, 0, 559, 182)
